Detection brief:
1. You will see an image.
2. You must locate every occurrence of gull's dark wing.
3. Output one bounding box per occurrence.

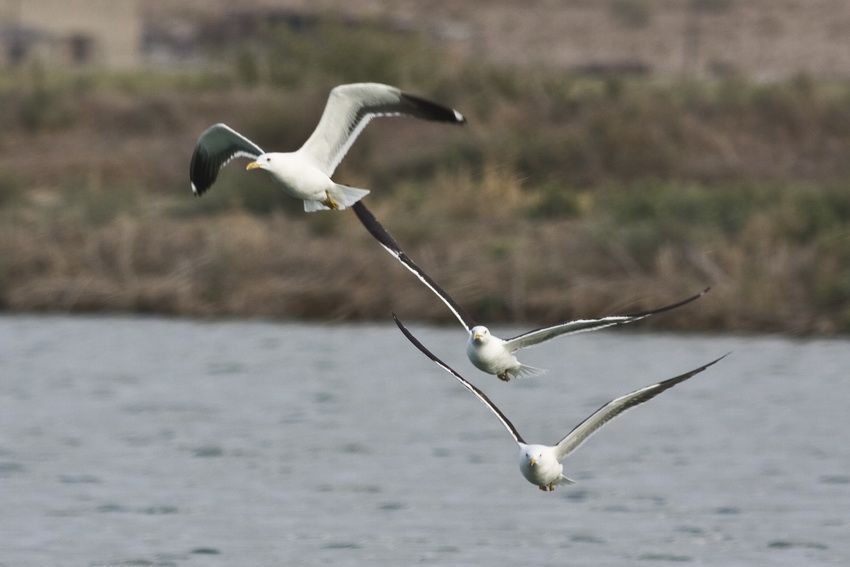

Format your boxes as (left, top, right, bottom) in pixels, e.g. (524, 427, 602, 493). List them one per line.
(353, 202, 475, 331)
(393, 315, 525, 445)
(190, 123, 264, 196)
(554, 354, 729, 460)
(503, 288, 710, 352)
(298, 83, 465, 176)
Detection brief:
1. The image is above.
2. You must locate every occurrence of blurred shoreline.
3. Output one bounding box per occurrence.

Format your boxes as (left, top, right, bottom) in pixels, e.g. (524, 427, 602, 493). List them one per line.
(1, 17, 849, 334)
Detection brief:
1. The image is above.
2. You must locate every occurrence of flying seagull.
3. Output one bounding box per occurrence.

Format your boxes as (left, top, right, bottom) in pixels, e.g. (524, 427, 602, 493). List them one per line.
(394, 314, 727, 491)
(353, 202, 709, 381)
(189, 83, 465, 211)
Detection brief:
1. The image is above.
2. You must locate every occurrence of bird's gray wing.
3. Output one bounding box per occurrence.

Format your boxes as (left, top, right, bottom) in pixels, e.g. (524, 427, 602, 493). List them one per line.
(190, 123, 264, 196)
(353, 202, 475, 331)
(298, 83, 465, 176)
(503, 288, 709, 353)
(393, 314, 525, 445)
(554, 354, 728, 460)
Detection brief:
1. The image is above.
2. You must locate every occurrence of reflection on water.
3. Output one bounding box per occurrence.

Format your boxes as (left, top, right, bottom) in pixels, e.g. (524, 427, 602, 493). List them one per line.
(1, 316, 848, 566)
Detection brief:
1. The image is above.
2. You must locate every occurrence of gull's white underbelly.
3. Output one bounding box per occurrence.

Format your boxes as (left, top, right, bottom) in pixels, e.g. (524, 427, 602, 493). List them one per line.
(466, 338, 518, 375)
(518, 445, 564, 487)
(269, 154, 334, 200)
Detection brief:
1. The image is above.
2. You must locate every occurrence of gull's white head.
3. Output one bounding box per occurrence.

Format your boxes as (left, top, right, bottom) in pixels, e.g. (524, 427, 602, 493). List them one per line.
(246, 154, 273, 172)
(471, 326, 491, 344)
(525, 447, 545, 468)
(519, 445, 564, 490)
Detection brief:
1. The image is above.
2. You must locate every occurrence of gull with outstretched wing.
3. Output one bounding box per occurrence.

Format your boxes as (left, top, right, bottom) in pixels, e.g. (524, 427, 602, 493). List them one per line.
(190, 83, 465, 211)
(394, 314, 727, 491)
(354, 201, 708, 381)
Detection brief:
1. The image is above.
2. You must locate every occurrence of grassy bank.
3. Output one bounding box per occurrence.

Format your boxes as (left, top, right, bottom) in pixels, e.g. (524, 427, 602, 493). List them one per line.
(1, 22, 850, 333)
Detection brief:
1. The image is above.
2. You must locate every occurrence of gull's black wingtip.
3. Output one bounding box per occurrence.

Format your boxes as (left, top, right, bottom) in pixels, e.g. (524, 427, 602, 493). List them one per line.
(189, 174, 211, 197)
(392, 312, 411, 336)
(624, 286, 712, 319)
(700, 351, 732, 372)
(392, 313, 429, 357)
(189, 145, 215, 197)
(400, 92, 466, 125)
(353, 202, 396, 245)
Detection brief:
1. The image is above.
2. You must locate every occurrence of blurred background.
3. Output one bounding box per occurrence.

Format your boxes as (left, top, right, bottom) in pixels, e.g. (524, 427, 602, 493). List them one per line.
(2, 0, 850, 332)
(3, 3, 850, 566)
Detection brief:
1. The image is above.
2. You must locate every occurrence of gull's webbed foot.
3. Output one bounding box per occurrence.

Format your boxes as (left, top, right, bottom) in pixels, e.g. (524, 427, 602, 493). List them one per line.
(321, 195, 340, 210)
(497, 372, 511, 382)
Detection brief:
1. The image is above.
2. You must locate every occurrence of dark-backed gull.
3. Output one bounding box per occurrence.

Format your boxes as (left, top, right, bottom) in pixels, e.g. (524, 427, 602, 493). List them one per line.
(189, 83, 464, 211)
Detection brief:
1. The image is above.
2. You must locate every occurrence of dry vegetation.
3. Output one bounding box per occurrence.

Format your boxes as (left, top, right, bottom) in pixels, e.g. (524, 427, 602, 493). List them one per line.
(2, 20, 850, 333)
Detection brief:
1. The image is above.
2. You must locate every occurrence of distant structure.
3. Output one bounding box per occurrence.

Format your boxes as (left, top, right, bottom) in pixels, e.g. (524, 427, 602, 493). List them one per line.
(3, 0, 850, 81)
(0, 0, 141, 69)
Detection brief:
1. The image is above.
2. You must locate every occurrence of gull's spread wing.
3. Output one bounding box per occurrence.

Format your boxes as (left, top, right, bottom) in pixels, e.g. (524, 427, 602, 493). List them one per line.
(190, 123, 264, 195)
(393, 314, 525, 445)
(503, 289, 709, 352)
(299, 83, 464, 176)
(353, 202, 475, 331)
(554, 354, 728, 460)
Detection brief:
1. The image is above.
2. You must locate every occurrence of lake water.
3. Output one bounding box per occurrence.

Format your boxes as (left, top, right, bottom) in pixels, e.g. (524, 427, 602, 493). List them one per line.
(0, 315, 848, 566)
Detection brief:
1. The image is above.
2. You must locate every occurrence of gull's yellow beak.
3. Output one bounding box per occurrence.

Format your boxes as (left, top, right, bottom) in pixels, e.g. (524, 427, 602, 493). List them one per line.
(529, 457, 538, 467)
(246, 161, 261, 171)
(473, 331, 483, 341)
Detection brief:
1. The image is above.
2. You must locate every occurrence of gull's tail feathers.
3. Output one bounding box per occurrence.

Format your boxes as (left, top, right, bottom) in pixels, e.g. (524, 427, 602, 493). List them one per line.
(304, 199, 330, 212)
(329, 184, 370, 210)
(559, 474, 576, 485)
(303, 184, 370, 213)
(510, 364, 548, 380)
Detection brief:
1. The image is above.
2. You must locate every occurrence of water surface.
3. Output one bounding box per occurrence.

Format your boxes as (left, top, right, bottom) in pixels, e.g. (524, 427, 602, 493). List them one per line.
(1, 316, 847, 566)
